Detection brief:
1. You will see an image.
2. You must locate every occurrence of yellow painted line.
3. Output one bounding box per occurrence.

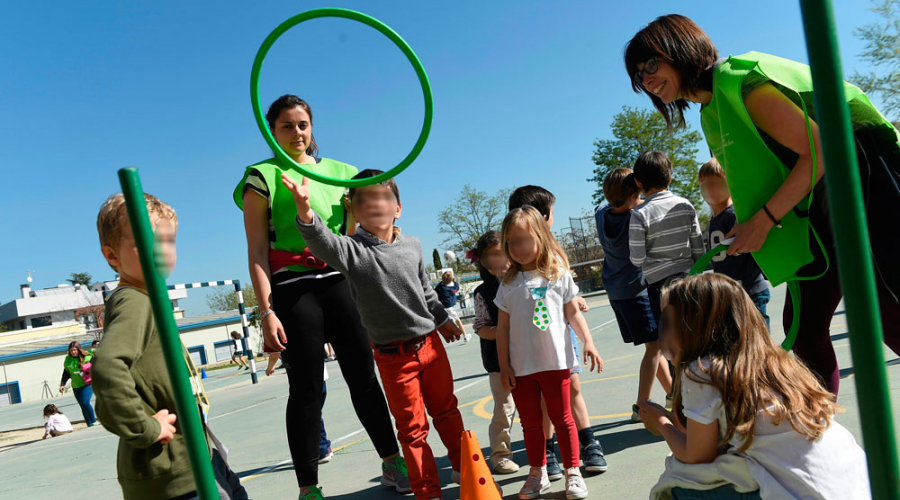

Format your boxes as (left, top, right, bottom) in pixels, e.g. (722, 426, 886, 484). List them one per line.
(579, 373, 640, 386)
(334, 437, 369, 452)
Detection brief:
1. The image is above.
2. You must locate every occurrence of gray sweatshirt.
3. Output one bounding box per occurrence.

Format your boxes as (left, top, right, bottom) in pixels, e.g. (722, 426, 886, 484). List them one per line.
(296, 214, 449, 344)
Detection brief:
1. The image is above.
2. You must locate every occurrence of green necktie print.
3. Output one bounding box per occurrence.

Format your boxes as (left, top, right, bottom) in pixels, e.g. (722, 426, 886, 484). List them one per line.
(529, 286, 551, 330)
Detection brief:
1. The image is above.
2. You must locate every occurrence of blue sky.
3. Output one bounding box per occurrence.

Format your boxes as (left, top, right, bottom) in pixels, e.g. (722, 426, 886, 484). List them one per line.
(0, 0, 887, 315)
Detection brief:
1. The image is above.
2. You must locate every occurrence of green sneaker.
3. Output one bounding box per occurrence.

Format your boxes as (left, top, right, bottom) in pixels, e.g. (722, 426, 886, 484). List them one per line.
(299, 485, 325, 500)
(381, 456, 412, 494)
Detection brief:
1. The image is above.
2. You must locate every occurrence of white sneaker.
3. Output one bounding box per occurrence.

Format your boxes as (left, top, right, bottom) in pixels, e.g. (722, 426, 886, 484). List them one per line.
(565, 468, 588, 500)
(518, 466, 550, 499)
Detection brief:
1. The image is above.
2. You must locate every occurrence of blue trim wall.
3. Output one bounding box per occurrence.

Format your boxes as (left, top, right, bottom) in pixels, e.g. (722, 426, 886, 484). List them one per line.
(0, 315, 241, 363)
(187, 345, 207, 366)
(0, 381, 22, 405)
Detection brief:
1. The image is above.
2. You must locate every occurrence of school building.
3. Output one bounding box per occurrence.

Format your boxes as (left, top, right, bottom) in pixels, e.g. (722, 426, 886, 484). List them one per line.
(0, 281, 261, 406)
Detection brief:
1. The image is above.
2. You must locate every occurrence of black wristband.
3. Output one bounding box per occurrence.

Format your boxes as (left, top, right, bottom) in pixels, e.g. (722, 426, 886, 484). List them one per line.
(763, 204, 783, 229)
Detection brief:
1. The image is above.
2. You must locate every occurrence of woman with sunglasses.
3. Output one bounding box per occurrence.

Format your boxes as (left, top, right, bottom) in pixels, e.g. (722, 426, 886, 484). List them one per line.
(623, 14, 900, 396)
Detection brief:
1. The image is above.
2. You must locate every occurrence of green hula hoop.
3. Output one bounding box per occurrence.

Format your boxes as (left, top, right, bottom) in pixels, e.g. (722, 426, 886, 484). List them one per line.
(250, 8, 433, 187)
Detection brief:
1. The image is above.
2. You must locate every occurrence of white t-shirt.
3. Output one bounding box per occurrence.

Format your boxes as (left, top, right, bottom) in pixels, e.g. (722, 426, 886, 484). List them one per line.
(46, 413, 73, 433)
(494, 269, 578, 377)
(233, 338, 242, 352)
(679, 359, 870, 499)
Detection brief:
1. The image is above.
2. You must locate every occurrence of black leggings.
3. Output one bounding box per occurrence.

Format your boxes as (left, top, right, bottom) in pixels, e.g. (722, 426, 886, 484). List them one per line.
(785, 130, 900, 395)
(274, 274, 398, 487)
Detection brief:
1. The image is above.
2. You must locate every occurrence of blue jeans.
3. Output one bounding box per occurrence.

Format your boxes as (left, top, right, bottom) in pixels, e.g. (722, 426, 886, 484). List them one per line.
(72, 384, 97, 426)
(672, 485, 761, 500)
(749, 288, 771, 329)
(319, 382, 331, 457)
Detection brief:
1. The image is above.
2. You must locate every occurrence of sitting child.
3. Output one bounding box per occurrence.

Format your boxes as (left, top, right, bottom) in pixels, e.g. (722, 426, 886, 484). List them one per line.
(639, 274, 869, 499)
(42, 404, 73, 439)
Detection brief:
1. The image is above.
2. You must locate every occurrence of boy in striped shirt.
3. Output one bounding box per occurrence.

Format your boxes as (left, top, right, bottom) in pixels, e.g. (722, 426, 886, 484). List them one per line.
(628, 151, 705, 322)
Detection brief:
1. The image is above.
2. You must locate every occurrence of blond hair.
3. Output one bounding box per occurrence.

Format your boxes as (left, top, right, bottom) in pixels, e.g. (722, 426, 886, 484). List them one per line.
(662, 274, 836, 451)
(698, 157, 726, 182)
(97, 193, 177, 269)
(501, 206, 569, 284)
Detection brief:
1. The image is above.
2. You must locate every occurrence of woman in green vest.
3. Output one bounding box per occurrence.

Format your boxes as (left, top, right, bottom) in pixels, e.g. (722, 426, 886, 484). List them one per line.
(59, 341, 97, 427)
(622, 14, 900, 397)
(234, 95, 408, 500)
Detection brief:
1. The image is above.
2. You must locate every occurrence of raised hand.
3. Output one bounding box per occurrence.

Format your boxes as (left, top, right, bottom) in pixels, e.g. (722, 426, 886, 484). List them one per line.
(280, 173, 314, 224)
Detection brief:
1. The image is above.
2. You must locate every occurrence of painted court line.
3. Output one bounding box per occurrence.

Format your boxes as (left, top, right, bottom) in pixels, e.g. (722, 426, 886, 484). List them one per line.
(591, 318, 617, 331)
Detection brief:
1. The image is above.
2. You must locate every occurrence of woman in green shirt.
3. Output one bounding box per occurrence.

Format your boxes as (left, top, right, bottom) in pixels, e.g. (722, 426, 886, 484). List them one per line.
(59, 341, 97, 427)
(622, 14, 900, 397)
(235, 95, 407, 500)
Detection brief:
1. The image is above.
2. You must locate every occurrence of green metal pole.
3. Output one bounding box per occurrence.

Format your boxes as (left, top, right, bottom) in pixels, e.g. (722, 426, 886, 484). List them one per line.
(798, 1, 900, 498)
(118, 167, 220, 500)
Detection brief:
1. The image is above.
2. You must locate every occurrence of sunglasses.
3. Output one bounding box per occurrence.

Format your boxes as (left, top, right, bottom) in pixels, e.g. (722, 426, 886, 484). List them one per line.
(632, 56, 659, 86)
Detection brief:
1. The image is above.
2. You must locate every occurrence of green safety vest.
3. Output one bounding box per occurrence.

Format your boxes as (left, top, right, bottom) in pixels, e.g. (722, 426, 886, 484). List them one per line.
(233, 157, 357, 273)
(63, 353, 93, 388)
(700, 51, 898, 287)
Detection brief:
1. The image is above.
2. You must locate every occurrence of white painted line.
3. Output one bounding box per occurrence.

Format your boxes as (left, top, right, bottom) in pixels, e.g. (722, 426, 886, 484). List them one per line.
(590, 318, 616, 331)
(453, 378, 485, 394)
(209, 395, 287, 421)
(331, 428, 366, 444)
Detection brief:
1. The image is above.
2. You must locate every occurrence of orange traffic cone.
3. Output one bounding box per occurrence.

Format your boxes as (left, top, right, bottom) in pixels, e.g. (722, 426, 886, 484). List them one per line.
(460, 430, 502, 500)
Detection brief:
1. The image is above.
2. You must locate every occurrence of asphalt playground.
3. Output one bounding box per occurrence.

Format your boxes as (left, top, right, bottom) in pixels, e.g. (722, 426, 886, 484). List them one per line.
(1, 285, 898, 499)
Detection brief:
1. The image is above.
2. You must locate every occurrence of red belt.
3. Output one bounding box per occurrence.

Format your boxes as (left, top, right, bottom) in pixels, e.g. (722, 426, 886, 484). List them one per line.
(269, 248, 328, 273)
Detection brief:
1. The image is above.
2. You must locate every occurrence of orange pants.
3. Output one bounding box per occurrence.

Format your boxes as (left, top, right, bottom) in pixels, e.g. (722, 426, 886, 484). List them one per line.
(373, 332, 464, 500)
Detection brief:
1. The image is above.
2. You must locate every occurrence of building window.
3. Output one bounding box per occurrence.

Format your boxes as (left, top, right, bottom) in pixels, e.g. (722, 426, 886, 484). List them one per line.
(31, 316, 51, 328)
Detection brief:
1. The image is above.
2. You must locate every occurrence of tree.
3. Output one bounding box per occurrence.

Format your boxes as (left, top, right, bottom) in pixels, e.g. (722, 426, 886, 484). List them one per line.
(206, 285, 260, 327)
(588, 106, 704, 210)
(432, 248, 443, 270)
(437, 185, 513, 254)
(852, 0, 900, 119)
(68, 272, 93, 287)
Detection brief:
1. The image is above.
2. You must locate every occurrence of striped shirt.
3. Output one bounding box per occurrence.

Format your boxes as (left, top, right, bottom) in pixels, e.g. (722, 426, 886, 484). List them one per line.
(629, 191, 705, 285)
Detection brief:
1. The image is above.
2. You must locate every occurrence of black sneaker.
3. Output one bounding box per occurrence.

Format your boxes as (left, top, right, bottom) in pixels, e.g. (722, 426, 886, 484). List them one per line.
(545, 447, 564, 481)
(580, 439, 608, 473)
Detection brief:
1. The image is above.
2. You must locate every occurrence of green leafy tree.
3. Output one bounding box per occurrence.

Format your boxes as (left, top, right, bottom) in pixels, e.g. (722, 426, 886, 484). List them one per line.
(852, 0, 900, 119)
(437, 185, 513, 254)
(432, 248, 443, 270)
(588, 106, 704, 210)
(206, 285, 260, 328)
(67, 272, 93, 287)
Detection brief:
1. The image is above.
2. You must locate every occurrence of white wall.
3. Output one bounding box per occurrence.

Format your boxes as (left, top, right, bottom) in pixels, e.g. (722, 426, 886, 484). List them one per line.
(2, 317, 263, 405)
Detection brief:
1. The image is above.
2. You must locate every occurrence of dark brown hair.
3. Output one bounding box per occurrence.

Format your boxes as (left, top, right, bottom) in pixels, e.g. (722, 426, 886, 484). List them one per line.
(230, 331, 242, 340)
(43, 404, 62, 417)
(633, 151, 673, 191)
(266, 94, 319, 157)
(475, 230, 502, 282)
(603, 167, 640, 208)
(662, 274, 836, 451)
(66, 341, 90, 365)
(348, 169, 401, 204)
(624, 14, 719, 128)
(508, 185, 556, 219)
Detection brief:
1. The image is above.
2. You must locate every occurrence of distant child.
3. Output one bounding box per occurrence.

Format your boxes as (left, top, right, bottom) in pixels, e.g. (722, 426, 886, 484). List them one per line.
(471, 230, 520, 475)
(629, 151, 705, 322)
(640, 274, 869, 500)
(230, 331, 250, 370)
(92, 193, 248, 500)
(435, 271, 470, 342)
(698, 158, 771, 326)
(508, 185, 608, 478)
(90, 340, 100, 353)
(595, 168, 673, 423)
(42, 404, 73, 439)
(282, 169, 466, 500)
(495, 206, 603, 500)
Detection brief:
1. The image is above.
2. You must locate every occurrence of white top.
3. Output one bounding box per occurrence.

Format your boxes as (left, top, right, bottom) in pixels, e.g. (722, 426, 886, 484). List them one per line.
(673, 359, 871, 499)
(46, 413, 73, 433)
(494, 269, 578, 377)
(233, 338, 241, 352)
